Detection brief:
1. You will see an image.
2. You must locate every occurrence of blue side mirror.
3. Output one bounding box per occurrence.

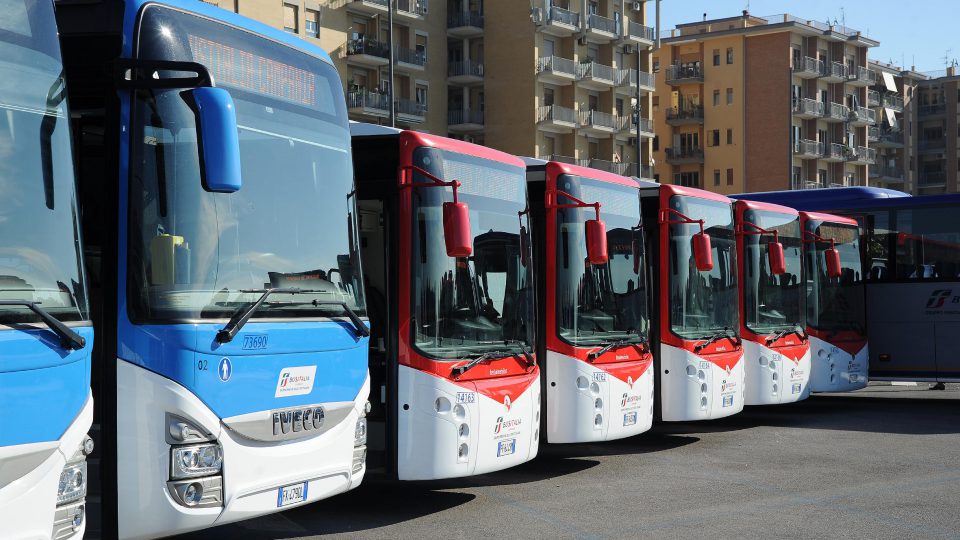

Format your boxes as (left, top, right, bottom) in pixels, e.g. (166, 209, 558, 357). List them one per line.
(190, 87, 241, 193)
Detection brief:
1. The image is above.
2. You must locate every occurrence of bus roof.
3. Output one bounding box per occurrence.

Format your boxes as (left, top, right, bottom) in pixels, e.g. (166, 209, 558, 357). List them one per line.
(734, 199, 799, 216)
(729, 186, 909, 211)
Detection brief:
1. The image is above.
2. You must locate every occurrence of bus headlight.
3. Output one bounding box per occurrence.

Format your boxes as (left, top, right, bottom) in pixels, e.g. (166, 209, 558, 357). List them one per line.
(57, 461, 87, 505)
(354, 417, 367, 447)
(170, 443, 223, 479)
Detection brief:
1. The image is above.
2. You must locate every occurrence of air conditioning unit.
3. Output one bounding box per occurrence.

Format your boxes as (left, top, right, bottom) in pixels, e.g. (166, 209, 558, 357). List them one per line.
(631, 2, 642, 11)
(623, 45, 635, 54)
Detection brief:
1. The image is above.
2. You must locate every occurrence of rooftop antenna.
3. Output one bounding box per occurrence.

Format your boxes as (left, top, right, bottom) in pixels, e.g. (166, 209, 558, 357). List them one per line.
(840, 6, 845, 29)
(943, 48, 953, 69)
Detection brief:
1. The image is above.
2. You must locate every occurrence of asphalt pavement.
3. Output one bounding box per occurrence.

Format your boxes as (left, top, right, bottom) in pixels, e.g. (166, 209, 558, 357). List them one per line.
(166, 383, 960, 540)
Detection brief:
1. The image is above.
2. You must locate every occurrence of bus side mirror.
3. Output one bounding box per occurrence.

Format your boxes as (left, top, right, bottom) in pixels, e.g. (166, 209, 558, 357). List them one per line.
(825, 248, 842, 278)
(768, 241, 786, 275)
(585, 219, 608, 265)
(190, 87, 242, 193)
(693, 232, 713, 271)
(519, 225, 529, 267)
(443, 201, 473, 257)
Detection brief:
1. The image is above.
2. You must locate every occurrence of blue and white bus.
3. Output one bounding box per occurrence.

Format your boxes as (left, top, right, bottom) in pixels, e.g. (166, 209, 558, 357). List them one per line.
(55, 1, 370, 537)
(737, 187, 960, 384)
(0, 1, 94, 537)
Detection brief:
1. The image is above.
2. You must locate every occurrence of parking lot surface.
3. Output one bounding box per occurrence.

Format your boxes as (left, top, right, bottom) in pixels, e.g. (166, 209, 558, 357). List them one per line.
(160, 384, 960, 539)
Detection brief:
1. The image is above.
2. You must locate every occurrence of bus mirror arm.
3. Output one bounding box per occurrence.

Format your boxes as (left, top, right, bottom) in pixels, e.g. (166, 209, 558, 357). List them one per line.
(660, 208, 713, 272)
(401, 165, 472, 257)
(739, 221, 786, 275)
(549, 191, 608, 265)
(803, 231, 842, 278)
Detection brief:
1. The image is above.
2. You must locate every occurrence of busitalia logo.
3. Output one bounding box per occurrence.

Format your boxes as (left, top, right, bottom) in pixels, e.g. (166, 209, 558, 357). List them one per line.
(494, 416, 522, 434)
(926, 289, 955, 309)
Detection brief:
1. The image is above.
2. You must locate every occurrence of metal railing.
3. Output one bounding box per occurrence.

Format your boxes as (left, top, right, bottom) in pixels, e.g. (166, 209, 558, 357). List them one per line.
(823, 61, 847, 79)
(666, 106, 704, 122)
(447, 109, 484, 125)
(545, 154, 578, 165)
(536, 56, 578, 78)
(617, 68, 655, 88)
(665, 63, 703, 83)
(346, 36, 390, 59)
(883, 95, 904, 110)
(447, 11, 483, 29)
(919, 138, 946, 151)
(793, 139, 823, 157)
(448, 60, 483, 78)
(850, 107, 876, 124)
(546, 6, 579, 26)
(849, 66, 877, 85)
(792, 56, 823, 76)
(867, 90, 880, 106)
(825, 102, 850, 120)
(876, 129, 904, 145)
(579, 61, 616, 83)
(348, 0, 389, 8)
(394, 46, 426, 67)
(587, 13, 619, 35)
(628, 21, 655, 42)
(824, 142, 846, 160)
(347, 89, 391, 111)
(919, 171, 945, 185)
(853, 146, 876, 163)
(792, 97, 824, 116)
(869, 164, 904, 180)
(395, 0, 428, 16)
(395, 96, 427, 117)
(919, 103, 946, 116)
(537, 104, 577, 124)
(665, 147, 704, 161)
(579, 109, 618, 130)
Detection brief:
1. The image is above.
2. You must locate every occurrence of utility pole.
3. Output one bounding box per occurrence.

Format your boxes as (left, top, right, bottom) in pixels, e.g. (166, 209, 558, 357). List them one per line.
(388, 0, 396, 126)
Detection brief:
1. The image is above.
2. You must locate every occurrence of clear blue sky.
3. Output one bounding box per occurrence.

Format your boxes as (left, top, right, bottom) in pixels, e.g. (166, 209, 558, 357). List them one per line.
(656, 0, 955, 74)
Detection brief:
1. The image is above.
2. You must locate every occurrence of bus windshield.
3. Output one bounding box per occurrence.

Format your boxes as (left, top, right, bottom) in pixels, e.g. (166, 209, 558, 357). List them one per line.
(555, 175, 648, 346)
(410, 147, 534, 360)
(0, 0, 88, 325)
(806, 222, 864, 334)
(128, 6, 365, 322)
(742, 209, 802, 335)
(668, 196, 737, 339)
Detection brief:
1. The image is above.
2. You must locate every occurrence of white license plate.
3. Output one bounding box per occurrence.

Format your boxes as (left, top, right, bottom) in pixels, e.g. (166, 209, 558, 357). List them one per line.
(497, 439, 516, 457)
(623, 412, 638, 426)
(722, 394, 734, 407)
(277, 481, 308, 507)
(792, 383, 801, 394)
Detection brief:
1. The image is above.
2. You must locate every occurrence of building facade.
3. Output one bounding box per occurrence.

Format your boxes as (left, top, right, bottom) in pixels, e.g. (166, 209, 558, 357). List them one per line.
(866, 60, 925, 194)
(912, 66, 960, 194)
(651, 12, 879, 195)
(203, 0, 656, 178)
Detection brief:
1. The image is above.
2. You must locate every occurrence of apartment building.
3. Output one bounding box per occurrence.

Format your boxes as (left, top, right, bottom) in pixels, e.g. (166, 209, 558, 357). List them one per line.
(200, 0, 656, 179)
(912, 66, 960, 194)
(651, 12, 878, 195)
(866, 60, 925, 194)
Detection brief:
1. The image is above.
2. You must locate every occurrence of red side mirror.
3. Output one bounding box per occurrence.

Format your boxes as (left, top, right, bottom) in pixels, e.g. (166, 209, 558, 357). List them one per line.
(585, 219, 608, 265)
(768, 241, 786, 275)
(825, 247, 842, 278)
(519, 225, 529, 267)
(692, 232, 713, 271)
(443, 201, 473, 257)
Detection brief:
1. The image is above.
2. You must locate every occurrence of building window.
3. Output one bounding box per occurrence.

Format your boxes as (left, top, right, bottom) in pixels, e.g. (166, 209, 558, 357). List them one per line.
(652, 135, 659, 151)
(652, 96, 659, 112)
(709, 129, 720, 146)
(283, 3, 298, 33)
(675, 171, 700, 188)
(726, 88, 733, 104)
(543, 88, 554, 107)
(726, 128, 733, 144)
(416, 34, 428, 62)
(713, 90, 720, 106)
(726, 47, 734, 64)
(726, 168, 733, 185)
(304, 9, 319, 38)
(653, 57, 660, 72)
(416, 85, 428, 107)
(713, 169, 721, 186)
(713, 49, 720, 66)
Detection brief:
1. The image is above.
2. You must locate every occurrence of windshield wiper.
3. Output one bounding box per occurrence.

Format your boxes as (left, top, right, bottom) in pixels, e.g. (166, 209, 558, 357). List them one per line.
(309, 300, 371, 338)
(451, 350, 510, 378)
(0, 300, 85, 350)
(216, 288, 313, 343)
(766, 325, 807, 345)
(503, 339, 536, 367)
(588, 335, 649, 361)
(694, 327, 741, 353)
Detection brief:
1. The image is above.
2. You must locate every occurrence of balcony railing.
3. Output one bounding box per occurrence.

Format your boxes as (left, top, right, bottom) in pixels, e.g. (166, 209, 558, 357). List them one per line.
(579, 61, 617, 84)
(587, 13, 619, 35)
(346, 36, 390, 59)
(666, 106, 704, 123)
(825, 102, 849, 121)
(853, 146, 876, 164)
(824, 142, 846, 160)
(792, 56, 823, 77)
(448, 60, 483, 78)
(588, 159, 640, 177)
(616, 68, 655, 89)
(919, 103, 946, 116)
(792, 97, 824, 116)
(627, 21, 655, 42)
(579, 109, 618, 130)
(822, 61, 847, 80)
(536, 55, 579, 79)
(665, 147, 704, 162)
(395, 0, 428, 16)
(395, 96, 427, 119)
(848, 66, 876, 85)
(447, 11, 484, 29)
(448, 109, 484, 126)
(346, 0, 389, 10)
(348, 89, 390, 112)
(849, 106, 876, 124)
(394, 46, 426, 67)
(883, 94, 904, 111)
(545, 154, 578, 165)
(869, 164, 904, 180)
(867, 90, 881, 107)
(547, 6, 579, 27)
(793, 139, 823, 157)
(919, 171, 946, 185)
(876, 129, 904, 145)
(665, 63, 703, 84)
(537, 104, 577, 124)
(919, 138, 946, 151)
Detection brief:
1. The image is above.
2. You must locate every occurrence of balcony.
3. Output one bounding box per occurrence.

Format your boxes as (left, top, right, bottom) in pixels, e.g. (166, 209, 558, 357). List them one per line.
(823, 102, 849, 123)
(792, 56, 823, 79)
(448, 60, 483, 85)
(665, 63, 703, 85)
(793, 139, 823, 160)
(792, 97, 823, 119)
(578, 109, 619, 137)
(869, 164, 905, 183)
(919, 171, 946, 186)
(447, 12, 484, 37)
(588, 159, 641, 177)
(347, 89, 390, 119)
(395, 96, 426, 124)
(447, 109, 484, 133)
(538, 6, 580, 37)
(616, 114, 654, 140)
(537, 104, 578, 133)
(394, 46, 426, 71)
(848, 66, 876, 87)
(536, 56, 578, 85)
(665, 147, 704, 164)
(616, 69, 655, 94)
(395, 0, 427, 19)
(848, 146, 876, 165)
(874, 129, 904, 149)
(919, 103, 946, 117)
(637, 164, 655, 180)
(665, 106, 704, 126)
(585, 13, 620, 43)
(821, 61, 847, 83)
(848, 106, 876, 126)
(919, 138, 946, 152)
(345, 0, 389, 16)
(578, 61, 617, 90)
(822, 142, 847, 162)
(883, 94, 904, 112)
(344, 36, 390, 67)
(867, 90, 880, 107)
(623, 20, 655, 46)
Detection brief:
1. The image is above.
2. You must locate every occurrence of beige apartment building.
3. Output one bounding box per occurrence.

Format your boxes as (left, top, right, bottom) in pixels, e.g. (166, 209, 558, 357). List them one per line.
(912, 66, 960, 194)
(202, 0, 656, 178)
(866, 60, 925, 194)
(651, 12, 879, 195)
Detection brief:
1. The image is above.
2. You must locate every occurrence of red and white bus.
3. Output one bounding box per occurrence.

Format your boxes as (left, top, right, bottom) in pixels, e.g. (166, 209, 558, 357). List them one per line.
(800, 212, 868, 392)
(351, 124, 539, 479)
(734, 200, 810, 405)
(525, 159, 653, 443)
(640, 184, 744, 421)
